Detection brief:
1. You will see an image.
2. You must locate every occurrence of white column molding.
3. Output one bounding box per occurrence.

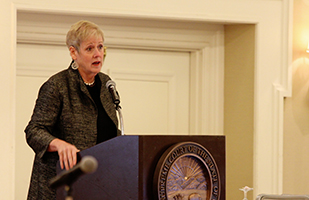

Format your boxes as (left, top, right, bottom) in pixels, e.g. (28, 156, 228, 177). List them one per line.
(253, 0, 293, 196)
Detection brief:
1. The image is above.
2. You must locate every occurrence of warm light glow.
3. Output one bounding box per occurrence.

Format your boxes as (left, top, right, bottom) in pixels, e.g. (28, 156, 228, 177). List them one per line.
(306, 41, 309, 53)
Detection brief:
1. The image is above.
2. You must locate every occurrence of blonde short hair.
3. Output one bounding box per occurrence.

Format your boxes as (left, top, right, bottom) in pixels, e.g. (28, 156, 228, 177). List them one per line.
(66, 20, 104, 51)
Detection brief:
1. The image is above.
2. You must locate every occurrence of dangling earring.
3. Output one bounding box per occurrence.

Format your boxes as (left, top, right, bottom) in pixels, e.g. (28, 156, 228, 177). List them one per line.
(103, 46, 107, 61)
(71, 60, 79, 70)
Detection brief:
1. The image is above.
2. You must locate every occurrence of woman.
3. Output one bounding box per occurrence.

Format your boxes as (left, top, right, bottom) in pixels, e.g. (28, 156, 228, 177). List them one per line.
(25, 20, 120, 200)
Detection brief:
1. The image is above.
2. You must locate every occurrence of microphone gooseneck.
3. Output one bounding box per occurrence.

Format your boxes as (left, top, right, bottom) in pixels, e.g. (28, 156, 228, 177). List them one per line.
(106, 79, 124, 135)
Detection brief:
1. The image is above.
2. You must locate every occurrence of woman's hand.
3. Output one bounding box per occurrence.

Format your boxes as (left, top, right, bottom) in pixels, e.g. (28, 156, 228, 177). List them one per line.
(48, 138, 80, 170)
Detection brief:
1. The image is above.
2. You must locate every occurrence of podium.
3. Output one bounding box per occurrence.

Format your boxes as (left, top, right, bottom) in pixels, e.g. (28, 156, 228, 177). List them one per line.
(56, 135, 225, 200)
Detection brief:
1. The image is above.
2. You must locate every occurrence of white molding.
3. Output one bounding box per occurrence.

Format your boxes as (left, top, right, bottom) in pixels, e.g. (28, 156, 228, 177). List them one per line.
(8, 3, 17, 200)
(271, 83, 285, 193)
(16, 66, 58, 78)
(189, 50, 202, 134)
(17, 10, 222, 51)
(13, 3, 261, 26)
(253, 0, 293, 195)
(279, 0, 294, 98)
(189, 31, 224, 135)
(201, 31, 224, 135)
(269, 0, 293, 194)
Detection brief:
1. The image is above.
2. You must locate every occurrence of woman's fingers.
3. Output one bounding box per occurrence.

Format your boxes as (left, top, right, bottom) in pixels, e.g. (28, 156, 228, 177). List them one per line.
(49, 139, 80, 170)
(67, 148, 76, 169)
(70, 149, 80, 168)
(61, 146, 79, 170)
(59, 151, 64, 169)
(62, 149, 69, 170)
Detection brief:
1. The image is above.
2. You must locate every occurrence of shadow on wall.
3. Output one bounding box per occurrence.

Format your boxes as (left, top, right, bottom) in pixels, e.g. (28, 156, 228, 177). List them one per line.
(291, 56, 309, 135)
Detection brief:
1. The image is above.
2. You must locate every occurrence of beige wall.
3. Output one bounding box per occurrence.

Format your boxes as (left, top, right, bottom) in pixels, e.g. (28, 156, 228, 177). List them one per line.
(0, 0, 292, 199)
(225, 24, 255, 200)
(283, 0, 309, 194)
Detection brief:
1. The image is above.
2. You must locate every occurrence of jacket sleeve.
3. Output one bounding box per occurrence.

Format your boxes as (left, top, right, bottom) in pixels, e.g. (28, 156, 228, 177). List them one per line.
(25, 78, 62, 159)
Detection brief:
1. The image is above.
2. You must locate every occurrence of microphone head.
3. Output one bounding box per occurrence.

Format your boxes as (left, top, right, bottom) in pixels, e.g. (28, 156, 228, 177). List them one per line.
(106, 80, 116, 88)
(80, 156, 98, 174)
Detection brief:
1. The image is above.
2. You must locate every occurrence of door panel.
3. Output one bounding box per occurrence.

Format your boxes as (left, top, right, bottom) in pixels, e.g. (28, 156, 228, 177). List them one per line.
(104, 48, 190, 134)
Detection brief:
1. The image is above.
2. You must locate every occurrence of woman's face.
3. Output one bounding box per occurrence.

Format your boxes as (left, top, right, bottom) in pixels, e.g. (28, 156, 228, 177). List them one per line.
(70, 35, 104, 78)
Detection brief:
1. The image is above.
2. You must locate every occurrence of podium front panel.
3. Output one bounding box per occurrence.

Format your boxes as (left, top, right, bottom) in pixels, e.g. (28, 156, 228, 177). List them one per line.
(56, 135, 225, 200)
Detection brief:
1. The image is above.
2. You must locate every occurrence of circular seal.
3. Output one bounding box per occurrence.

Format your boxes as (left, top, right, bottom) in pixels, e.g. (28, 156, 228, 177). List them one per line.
(154, 142, 220, 200)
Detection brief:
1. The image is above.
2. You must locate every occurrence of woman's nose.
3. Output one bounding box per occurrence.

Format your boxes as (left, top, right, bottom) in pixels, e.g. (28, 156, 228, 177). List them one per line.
(93, 47, 103, 57)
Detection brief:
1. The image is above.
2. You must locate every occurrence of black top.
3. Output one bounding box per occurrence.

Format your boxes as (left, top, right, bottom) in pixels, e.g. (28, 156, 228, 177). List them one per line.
(86, 75, 117, 144)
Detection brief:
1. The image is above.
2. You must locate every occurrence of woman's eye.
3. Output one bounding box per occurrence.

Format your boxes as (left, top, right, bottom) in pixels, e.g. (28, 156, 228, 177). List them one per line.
(86, 47, 92, 51)
(98, 45, 104, 50)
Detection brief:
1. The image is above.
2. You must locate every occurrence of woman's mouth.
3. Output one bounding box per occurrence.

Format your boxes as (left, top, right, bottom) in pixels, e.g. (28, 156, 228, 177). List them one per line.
(92, 61, 101, 66)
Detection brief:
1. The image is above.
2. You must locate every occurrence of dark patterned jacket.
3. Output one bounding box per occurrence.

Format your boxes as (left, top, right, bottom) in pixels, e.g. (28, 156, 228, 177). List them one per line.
(25, 66, 120, 200)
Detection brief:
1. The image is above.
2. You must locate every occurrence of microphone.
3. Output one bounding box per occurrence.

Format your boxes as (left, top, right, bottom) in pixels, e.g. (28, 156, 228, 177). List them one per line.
(106, 80, 120, 105)
(49, 156, 98, 189)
